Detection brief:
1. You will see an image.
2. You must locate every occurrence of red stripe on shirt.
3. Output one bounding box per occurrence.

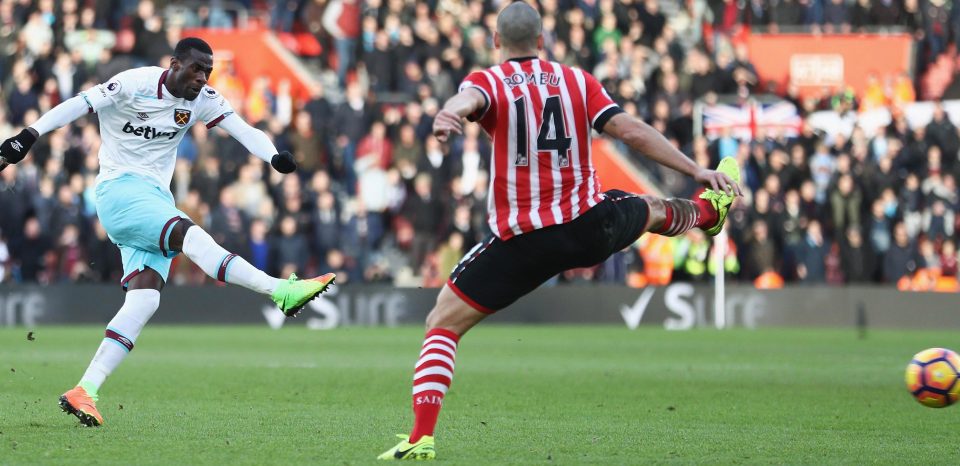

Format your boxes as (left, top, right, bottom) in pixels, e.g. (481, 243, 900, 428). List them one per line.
(206, 113, 228, 129)
(565, 66, 594, 216)
(507, 61, 534, 233)
(517, 60, 554, 228)
(490, 67, 513, 239)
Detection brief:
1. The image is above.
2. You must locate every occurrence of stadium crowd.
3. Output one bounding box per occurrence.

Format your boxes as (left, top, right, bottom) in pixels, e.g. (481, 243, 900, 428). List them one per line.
(0, 0, 958, 290)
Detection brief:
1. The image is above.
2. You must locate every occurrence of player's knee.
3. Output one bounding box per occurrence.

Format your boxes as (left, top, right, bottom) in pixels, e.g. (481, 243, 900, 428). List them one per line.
(425, 304, 457, 331)
(424, 307, 444, 330)
(425, 306, 475, 335)
(424, 286, 486, 335)
(126, 287, 161, 312)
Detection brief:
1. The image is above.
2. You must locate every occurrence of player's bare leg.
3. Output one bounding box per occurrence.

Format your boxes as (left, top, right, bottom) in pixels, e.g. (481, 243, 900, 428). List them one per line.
(378, 286, 487, 459)
(167, 219, 335, 316)
(62, 270, 164, 426)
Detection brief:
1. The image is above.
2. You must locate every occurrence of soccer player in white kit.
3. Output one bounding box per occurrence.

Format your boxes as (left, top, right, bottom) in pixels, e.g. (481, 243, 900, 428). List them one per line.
(0, 38, 335, 426)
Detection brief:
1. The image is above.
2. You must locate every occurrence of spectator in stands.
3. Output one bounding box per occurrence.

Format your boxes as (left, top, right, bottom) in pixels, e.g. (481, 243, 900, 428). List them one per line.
(884, 222, 918, 282)
(743, 220, 777, 280)
(924, 0, 950, 58)
(424, 57, 454, 102)
(246, 219, 272, 274)
(49, 183, 83, 235)
(923, 199, 955, 240)
(925, 103, 959, 171)
(12, 217, 52, 283)
(941, 240, 958, 277)
(872, 0, 902, 25)
(687, 48, 721, 100)
(797, 220, 830, 283)
(283, 195, 314, 239)
(272, 0, 299, 32)
(20, 11, 54, 58)
(287, 111, 323, 173)
(356, 121, 393, 171)
(392, 123, 421, 173)
(312, 190, 341, 260)
(54, 223, 87, 282)
(830, 174, 861, 234)
(8, 74, 39, 126)
(365, 30, 395, 92)
(131, 0, 171, 65)
(323, 0, 361, 84)
(901, 0, 924, 34)
(809, 143, 835, 204)
(64, 7, 116, 67)
(0, 166, 30, 244)
(841, 227, 875, 282)
(403, 173, 443, 270)
(822, 0, 851, 32)
(85, 219, 120, 283)
(772, 0, 805, 28)
(229, 162, 269, 220)
(900, 174, 924, 238)
(210, 187, 249, 256)
(273, 215, 309, 278)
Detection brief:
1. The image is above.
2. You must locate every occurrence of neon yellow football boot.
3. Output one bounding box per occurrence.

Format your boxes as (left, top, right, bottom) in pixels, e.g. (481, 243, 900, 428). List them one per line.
(270, 273, 336, 316)
(378, 434, 436, 460)
(700, 157, 741, 236)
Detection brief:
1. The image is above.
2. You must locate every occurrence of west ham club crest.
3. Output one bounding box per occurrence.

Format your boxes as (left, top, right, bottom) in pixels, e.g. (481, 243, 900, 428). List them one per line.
(174, 109, 191, 127)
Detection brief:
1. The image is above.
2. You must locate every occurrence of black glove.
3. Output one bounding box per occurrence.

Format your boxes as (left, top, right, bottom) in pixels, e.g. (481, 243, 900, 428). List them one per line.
(271, 151, 297, 174)
(0, 128, 37, 166)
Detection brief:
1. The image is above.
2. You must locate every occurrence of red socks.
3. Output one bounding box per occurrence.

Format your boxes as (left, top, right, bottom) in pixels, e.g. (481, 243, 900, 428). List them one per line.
(409, 328, 460, 443)
(651, 197, 717, 236)
(694, 196, 719, 229)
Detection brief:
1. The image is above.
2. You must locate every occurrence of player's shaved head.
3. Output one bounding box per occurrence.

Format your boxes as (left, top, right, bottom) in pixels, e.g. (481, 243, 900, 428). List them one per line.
(497, 2, 542, 53)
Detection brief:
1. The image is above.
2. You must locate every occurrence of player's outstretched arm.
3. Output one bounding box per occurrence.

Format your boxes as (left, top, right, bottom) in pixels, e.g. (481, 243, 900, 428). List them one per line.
(216, 113, 297, 173)
(601, 112, 742, 196)
(0, 96, 89, 172)
(432, 88, 486, 142)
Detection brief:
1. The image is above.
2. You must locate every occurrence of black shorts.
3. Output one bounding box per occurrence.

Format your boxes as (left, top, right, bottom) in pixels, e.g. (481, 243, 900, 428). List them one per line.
(447, 190, 650, 313)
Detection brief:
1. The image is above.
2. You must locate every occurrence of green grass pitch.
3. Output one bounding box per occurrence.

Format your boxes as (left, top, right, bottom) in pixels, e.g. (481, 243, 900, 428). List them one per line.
(1, 325, 958, 465)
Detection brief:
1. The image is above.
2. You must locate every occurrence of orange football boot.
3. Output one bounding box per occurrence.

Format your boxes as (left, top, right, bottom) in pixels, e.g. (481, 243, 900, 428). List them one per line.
(60, 386, 104, 427)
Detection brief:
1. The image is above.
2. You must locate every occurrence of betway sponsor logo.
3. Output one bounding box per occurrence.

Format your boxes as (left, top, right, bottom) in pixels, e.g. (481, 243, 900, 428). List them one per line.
(122, 121, 179, 140)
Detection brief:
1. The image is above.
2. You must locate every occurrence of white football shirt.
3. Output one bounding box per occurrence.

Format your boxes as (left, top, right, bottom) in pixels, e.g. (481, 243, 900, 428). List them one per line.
(80, 66, 234, 187)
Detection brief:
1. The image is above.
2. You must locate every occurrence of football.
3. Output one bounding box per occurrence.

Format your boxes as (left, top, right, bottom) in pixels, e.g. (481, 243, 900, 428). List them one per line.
(905, 348, 960, 408)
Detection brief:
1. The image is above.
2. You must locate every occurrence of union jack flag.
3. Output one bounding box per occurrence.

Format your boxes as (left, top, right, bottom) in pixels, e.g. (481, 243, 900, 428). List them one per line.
(702, 100, 802, 141)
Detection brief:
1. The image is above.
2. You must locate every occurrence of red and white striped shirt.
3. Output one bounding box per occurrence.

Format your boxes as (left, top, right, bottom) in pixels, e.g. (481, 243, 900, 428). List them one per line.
(459, 57, 623, 240)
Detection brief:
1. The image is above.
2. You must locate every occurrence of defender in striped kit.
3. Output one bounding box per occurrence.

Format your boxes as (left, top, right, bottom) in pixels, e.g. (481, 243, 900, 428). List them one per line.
(378, 2, 742, 460)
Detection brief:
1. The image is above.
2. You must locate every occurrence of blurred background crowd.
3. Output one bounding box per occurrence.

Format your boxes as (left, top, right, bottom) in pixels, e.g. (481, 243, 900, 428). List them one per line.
(0, 0, 958, 290)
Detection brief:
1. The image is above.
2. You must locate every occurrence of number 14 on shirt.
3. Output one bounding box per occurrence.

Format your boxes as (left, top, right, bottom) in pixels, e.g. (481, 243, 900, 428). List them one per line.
(512, 95, 573, 168)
